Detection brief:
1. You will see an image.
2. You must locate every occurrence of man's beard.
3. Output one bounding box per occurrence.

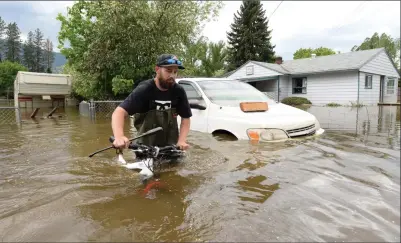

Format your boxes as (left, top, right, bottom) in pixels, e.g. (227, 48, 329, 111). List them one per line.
(159, 76, 175, 89)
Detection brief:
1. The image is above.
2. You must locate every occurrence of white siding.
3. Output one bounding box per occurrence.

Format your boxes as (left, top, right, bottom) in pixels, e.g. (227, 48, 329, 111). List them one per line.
(228, 62, 282, 80)
(278, 75, 290, 101)
(287, 71, 359, 106)
(360, 50, 400, 78)
(358, 72, 380, 105)
(383, 77, 398, 103)
(19, 84, 71, 95)
(15, 71, 72, 96)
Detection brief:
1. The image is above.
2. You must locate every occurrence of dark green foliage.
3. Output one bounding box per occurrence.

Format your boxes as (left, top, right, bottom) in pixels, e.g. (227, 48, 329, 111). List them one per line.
(281, 97, 312, 106)
(226, 0, 275, 71)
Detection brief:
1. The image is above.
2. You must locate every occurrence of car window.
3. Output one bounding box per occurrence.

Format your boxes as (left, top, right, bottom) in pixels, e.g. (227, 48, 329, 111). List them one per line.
(180, 83, 201, 99)
(197, 80, 276, 106)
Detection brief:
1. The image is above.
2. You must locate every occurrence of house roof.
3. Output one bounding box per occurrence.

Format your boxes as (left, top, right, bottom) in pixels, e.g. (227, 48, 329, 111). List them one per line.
(247, 47, 388, 75)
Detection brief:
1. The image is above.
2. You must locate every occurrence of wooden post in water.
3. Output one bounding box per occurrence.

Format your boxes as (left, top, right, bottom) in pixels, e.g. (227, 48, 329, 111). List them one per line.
(30, 108, 40, 118)
(46, 106, 58, 117)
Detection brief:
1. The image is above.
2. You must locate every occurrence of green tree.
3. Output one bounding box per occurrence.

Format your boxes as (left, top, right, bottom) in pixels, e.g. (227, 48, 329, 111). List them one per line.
(293, 46, 337, 59)
(5, 22, 22, 63)
(0, 16, 6, 62)
(0, 60, 28, 97)
(201, 40, 228, 77)
(33, 28, 45, 72)
(178, 37, 228, 77)
(226, 0, 275, 71)
(23, 31, 35, 71)
(351, 32, 400, 69)
(43, 38, 55, 73)
(178, 36, 209, 77)
(57, 0, 223, 99)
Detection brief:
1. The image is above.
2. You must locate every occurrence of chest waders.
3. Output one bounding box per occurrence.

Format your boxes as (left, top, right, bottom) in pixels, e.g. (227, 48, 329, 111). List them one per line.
(133, 100, 179, 147)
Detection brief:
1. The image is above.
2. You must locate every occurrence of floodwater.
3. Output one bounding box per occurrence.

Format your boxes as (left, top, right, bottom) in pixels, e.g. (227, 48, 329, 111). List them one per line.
(0, 105, 400, 242)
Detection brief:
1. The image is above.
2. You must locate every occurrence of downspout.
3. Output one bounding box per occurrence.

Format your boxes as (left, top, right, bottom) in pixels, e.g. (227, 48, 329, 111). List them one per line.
(357, 71, 360, 105)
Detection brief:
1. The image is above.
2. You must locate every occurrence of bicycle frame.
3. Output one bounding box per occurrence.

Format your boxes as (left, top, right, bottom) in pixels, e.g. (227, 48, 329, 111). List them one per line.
(115, 143, 184, 181)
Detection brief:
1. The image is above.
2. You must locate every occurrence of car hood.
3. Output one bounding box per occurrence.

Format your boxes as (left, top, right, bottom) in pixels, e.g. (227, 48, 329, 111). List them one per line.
(214, 103, 317, 130)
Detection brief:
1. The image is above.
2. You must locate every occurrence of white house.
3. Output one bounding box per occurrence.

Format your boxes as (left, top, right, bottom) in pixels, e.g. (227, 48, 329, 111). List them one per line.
(14, 71, 76, 109)
(226, 48, 400, 106)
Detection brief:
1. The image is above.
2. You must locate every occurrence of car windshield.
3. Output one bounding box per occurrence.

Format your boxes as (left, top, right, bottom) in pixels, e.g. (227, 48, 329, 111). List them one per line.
(197, 80, 276, 106)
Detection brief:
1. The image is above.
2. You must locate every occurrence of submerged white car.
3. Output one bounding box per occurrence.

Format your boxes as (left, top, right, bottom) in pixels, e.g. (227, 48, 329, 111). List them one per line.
(176, 78, 325, 142)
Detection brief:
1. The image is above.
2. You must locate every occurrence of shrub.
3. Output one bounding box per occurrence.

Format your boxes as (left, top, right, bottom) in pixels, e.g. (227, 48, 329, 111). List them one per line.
(326, 102, 342, 107)
(281, 97, 312, 106)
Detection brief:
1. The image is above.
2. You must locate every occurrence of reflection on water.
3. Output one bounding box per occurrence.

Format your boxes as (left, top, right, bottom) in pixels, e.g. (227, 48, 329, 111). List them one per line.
(305, 105, 400, 150)
(0, 106, 399, 242)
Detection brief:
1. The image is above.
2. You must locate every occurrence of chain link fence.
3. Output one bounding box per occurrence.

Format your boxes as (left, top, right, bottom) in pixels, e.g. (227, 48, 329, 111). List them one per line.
(0, 98, 14, 107)
(0, 107, 21, 125)
(79, 100, 124, 120)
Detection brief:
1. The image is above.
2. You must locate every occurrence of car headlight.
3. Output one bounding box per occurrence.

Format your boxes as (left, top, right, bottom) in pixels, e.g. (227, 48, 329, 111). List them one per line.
(246, 128, 289, 142)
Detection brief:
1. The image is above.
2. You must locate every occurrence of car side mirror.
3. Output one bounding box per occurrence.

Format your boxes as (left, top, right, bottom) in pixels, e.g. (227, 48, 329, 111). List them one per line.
(189, 100, 206, 110)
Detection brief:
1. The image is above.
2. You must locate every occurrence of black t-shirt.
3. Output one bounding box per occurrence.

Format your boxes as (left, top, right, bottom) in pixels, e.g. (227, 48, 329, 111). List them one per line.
(119, 79, 192, 118)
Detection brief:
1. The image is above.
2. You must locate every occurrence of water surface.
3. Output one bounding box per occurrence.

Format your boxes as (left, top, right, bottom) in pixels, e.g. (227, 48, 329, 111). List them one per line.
(0, 105, 399, 242)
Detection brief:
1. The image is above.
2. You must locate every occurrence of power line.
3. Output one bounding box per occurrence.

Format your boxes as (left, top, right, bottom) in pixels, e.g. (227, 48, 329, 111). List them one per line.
(330, 1, 368, 35)
(268, 1, 283, 20)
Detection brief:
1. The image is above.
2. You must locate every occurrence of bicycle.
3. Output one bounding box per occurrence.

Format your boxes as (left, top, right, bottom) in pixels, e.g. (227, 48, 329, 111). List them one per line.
(89, 127, 186, 182)
(111, 138, 186, 181)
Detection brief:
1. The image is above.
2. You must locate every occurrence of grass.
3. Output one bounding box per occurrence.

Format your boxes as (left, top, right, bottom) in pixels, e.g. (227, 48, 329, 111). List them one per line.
(348, 101, 364, 107)
(326, 102, 342, 107)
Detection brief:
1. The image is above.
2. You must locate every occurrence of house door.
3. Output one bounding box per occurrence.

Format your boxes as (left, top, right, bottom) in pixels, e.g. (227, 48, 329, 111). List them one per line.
(379, 76, 385, 103)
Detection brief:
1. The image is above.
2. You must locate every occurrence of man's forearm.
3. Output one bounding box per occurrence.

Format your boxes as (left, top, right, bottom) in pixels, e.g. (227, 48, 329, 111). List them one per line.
(178, 118, 190, 142)
(111, 107, 127, 137)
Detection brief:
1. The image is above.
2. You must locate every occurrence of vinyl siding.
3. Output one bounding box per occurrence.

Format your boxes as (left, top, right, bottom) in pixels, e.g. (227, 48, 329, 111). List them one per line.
(358, 72, 380, 105)
(360, 50, 400, 78)
(278, 75, 291, 100)
(288, 71, 359, 106)
(228, 62, 282, 80)
(383, 77, 398, 103)
(19, 84, 71, 95)
(15, 72, 72, 96)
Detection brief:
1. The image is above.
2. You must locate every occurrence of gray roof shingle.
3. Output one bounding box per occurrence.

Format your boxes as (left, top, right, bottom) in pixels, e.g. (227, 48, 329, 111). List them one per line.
(250, 47, 385, 75)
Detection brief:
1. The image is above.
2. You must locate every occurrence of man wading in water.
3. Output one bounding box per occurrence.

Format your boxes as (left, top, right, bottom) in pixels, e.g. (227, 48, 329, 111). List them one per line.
(111, 54, 192, 151)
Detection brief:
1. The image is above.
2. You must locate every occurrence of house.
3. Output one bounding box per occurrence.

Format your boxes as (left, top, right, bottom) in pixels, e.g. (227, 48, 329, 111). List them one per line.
(13, 71, 76, 109)
(226, 48, 400, 106)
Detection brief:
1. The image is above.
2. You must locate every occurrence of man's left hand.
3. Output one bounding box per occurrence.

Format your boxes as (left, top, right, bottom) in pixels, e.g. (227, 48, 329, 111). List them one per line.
(177, 140, 189, 150)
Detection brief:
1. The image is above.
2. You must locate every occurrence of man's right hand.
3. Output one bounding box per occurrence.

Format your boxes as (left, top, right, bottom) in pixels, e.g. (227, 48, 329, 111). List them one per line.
(113, 136, 130, 149)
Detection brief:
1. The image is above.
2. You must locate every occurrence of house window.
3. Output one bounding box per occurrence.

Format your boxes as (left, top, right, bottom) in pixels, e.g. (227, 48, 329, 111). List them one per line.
(292, 77, 307, 94)
(386, 78, 395, 94)
(365, 75, 372, 89)
(180, 82, 202, 100)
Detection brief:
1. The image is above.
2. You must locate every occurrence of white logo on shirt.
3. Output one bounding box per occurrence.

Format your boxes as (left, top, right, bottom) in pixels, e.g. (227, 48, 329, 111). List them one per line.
(155, 100, 171, 111)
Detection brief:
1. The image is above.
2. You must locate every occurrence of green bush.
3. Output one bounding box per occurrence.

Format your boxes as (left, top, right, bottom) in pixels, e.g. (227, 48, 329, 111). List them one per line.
(326, 102, 342, 107)
(281, 97, 312, 106)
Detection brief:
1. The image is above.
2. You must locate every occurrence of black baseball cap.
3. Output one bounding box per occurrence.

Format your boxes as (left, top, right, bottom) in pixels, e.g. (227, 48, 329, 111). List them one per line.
(156, 54, 185, 69)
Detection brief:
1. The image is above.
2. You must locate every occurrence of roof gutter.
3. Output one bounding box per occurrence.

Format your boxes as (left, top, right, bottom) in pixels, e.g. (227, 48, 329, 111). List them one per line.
(239, 76, 278, 82)
(289, 68, 358, 76)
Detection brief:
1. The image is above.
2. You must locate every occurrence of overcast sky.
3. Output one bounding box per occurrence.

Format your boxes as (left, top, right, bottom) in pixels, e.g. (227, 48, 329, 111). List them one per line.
(0, 1, 400, 61)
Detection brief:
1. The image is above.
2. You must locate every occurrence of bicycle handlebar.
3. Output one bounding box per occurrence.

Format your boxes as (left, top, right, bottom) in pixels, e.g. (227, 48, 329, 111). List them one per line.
(109, 135, 182, 153)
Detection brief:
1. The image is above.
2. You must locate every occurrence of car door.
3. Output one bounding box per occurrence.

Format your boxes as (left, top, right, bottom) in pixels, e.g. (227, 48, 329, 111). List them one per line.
(177, 81, 209, 133)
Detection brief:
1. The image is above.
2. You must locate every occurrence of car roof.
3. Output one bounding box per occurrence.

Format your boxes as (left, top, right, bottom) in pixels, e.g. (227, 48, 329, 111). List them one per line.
(176, 77, 238, 83)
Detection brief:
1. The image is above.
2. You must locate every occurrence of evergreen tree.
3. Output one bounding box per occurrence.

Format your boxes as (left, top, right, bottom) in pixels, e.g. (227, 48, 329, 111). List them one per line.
(5, 22, 22, 63)
(23, 31, 35, 71)
(43, 38, 54, 73)
(226, 0, 275, 71)
(33, 28, 45, 72)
